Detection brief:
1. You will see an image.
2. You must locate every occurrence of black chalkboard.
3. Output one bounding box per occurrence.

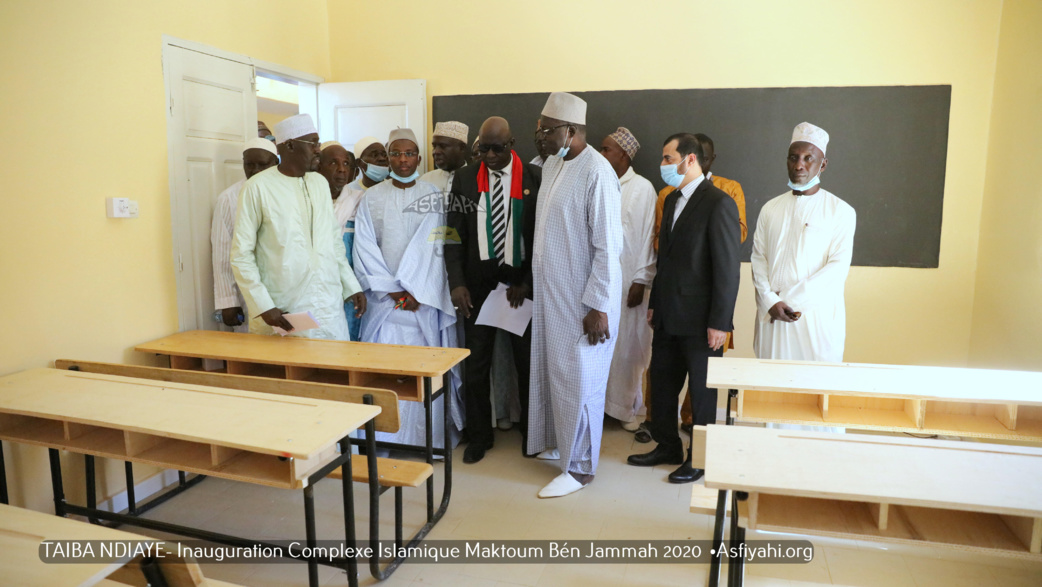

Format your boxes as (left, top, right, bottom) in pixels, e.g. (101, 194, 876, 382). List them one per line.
(433, 86, 950, 268)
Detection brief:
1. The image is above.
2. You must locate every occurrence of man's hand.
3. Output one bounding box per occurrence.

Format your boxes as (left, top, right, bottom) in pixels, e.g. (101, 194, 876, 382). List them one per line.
(582, 309, 610, 345)
(220, 307, 244, 327)
(626, 283, 646, 308)
(259, 307, 294, 331)
(506, 283, 530, 308)
(768, 301, 800, 324)
(389, 291, 420, 312)
(347, 292, 367, 318)
(707, 328, 727, 351)
(646, 309, 654, 328)
(451, 286, 473, 318)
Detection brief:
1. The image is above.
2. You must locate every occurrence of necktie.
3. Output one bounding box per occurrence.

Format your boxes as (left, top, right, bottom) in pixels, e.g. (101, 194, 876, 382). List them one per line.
(490, 171, 505, 263)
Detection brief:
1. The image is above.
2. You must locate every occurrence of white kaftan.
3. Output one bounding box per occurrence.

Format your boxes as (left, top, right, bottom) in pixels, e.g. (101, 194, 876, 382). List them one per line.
(353, 179, 462, 449)
(210, 179, 248, 333)
(604, 168, 657, 423)
(529, 145, 623, 475)
(230, 167, 361, 340)
(750, 188, 856, 362)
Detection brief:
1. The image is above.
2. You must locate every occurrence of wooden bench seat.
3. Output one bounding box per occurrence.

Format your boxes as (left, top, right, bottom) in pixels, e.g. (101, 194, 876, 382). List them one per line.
(327, 456, 433, 488)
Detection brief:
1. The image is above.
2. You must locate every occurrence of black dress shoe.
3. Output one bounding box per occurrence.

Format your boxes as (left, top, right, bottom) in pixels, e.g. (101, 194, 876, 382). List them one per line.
(463, 442, 492, 464)
(627, 445, 684, 467)
(667, 462, 705, 484)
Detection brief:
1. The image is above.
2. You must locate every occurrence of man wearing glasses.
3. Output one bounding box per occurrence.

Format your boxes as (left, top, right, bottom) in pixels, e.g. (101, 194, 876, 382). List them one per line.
(528, 92, 623, 498)
(353, 128, 463, 451)
(445, 116, 541, 464)
(231, 113, 366, 340)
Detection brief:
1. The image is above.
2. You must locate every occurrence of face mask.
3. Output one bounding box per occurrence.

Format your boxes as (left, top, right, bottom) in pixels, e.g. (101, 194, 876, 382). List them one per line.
(363, 162, 389, 182)
(555, 132, 574, 158)
(659, 156, 689, 188)
(788, 169, 822, 192)
(390, 169, 420, 183)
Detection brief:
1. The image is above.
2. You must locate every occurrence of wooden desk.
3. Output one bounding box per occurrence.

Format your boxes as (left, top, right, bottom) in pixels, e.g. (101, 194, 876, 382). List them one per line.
(136, 330, 468, 402)
(707, 358, 1042, 441)
(702, 425, 1042, 586)
(0, 503, 241, 586)
(0, 368, 380, 587)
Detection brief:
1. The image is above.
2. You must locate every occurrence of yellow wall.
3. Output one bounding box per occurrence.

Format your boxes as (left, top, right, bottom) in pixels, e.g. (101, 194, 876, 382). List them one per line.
(969, 0, 1042, 370)
(0, 0, 330, 510)
(327, 0, 1003, 367)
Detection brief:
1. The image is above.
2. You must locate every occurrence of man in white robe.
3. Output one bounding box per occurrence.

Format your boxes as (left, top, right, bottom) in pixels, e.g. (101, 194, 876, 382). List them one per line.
(599, 127, 656, 430)
(751, 122, 856, 362)
(353, 128, 462, 449)
(230, 114, 366, 340)
(211, 137, 278, 333)
(529, 92, 623, 498)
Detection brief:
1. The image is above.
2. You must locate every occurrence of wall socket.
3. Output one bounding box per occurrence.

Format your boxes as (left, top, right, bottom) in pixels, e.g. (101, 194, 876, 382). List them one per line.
(106, 197, 139, 218)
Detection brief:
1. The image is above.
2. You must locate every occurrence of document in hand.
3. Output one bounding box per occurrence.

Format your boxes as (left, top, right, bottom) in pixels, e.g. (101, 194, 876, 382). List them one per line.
(272, 311, 321, 336)
(475, 283, 532, 336)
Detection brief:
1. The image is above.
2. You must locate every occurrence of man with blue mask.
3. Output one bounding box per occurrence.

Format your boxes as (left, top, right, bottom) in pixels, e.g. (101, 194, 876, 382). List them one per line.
(751, 122, 856, 363)
(628, 133, 740, 484)
(529, 92, 623, 498)
(353, 128, 463, 452)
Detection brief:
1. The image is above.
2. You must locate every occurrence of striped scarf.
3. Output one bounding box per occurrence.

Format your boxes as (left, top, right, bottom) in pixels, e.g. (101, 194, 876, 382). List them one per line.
(476, 152, 524, 267)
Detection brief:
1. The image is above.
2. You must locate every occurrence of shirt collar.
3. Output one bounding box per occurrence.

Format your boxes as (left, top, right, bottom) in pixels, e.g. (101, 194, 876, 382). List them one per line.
(619, 166, 635, 185)
(489, 158, 513, 177)
(679, 174, 706, 198)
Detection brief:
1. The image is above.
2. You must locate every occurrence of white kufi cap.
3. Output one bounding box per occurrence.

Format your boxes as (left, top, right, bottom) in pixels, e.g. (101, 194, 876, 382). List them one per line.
(433, 121, 469, 144)
(319, 140, 343, 151)
(387, 128, 419, 150)
(790, 122, 829, 155)
(243, 137, 278, 156)
(354, 136, 382, 157)
(272, 113, 317, 145)
(541, 92, 586, 125)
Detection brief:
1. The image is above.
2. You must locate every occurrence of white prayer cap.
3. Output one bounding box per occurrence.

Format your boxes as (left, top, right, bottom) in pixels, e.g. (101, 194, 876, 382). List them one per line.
(387, 128, 419, 150)
(272, 113, 317, 145)
(354, 136, 382, 157)
(319, 140, 343, 151)
(432, 121, 468, 144)
(243, 137, 278, 156)
(541, 92, 586, 125)
(790, 122, 829, 155)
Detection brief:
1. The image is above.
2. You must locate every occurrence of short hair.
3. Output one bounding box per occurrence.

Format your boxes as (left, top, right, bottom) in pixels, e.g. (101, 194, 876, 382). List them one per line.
(664, 133, 706, 167)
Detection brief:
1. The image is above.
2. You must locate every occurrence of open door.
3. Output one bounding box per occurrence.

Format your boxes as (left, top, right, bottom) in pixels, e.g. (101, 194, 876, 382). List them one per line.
(311, 80, 428, 163)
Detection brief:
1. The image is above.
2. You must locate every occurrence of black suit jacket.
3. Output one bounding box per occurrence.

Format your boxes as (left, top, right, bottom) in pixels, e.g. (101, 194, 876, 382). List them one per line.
(445, 159, 541, 302)
(649, 178, 741, 341)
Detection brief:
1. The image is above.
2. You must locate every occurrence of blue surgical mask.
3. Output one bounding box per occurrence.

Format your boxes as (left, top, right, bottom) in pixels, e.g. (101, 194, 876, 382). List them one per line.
(660, 161, 686, 188)
(390, 169, 420, 183)
(555, 133, 574, 158)
(363, 162, 389, 182)
(788, 170, 822, 192)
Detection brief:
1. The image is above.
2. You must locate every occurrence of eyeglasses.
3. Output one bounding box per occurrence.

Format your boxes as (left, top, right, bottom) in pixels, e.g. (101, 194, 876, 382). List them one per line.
(263, 135, 276, 142)
(535, 124, 571, 138)
(292, 137, 321, 148)
(477, 143, 509, 154)
(388, 150, 418, 158)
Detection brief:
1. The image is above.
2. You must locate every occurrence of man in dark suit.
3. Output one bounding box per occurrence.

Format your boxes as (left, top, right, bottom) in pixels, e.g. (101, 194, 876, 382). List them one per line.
(627, 132, 741, 483)
(446, 116, 541, 464)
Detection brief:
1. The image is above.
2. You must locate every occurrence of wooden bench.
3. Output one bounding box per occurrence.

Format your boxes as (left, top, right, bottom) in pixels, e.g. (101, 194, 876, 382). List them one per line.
(55, 360, 433, 580)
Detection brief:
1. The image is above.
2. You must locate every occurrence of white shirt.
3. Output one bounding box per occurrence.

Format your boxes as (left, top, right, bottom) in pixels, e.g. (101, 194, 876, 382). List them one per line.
(671, 174, 706, 228)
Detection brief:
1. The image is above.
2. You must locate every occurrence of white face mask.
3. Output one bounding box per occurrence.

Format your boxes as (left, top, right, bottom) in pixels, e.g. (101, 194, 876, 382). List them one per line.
(788, 171, 822, 192)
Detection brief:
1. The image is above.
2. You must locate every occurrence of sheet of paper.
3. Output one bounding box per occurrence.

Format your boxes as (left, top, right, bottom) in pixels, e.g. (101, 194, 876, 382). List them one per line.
(272, 311, 321, 336)
(474, 283, 532, 337)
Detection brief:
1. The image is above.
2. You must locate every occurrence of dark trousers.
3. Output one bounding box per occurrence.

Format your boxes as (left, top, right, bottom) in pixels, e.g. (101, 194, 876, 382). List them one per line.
(463, 307, 531, 447)
(648, 330, 723, 454)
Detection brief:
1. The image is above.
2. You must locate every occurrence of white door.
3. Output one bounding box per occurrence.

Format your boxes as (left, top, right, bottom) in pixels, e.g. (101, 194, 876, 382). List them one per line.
(164, 45, 257, 332)
(312, 80, 427, 164)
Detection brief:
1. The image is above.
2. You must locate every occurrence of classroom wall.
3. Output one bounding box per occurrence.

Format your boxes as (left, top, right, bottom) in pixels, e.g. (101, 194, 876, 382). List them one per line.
(0, 0, 330, 511)
(969, 0, 1042, 371)
(327, 0, 1003, 367)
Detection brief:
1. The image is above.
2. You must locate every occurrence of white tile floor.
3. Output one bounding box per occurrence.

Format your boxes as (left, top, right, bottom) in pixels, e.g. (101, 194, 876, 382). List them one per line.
(130, 422, 1042, 587)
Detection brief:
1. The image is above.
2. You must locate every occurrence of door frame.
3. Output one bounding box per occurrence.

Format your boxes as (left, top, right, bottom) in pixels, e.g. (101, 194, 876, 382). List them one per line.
(161, 35, 324, 331)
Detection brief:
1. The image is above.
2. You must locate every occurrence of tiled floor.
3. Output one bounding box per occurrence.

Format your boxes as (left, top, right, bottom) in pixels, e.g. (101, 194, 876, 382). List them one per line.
(131, 422, 1042, 586)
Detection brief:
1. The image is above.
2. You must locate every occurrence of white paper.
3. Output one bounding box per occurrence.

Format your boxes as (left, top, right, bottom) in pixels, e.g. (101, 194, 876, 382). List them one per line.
(272, 311, 321, 336)
(474, 283, 532, 336)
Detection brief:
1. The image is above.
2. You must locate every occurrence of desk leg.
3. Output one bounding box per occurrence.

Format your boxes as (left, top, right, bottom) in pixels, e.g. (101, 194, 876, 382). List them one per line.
(338, 437, 359, 587)
(303, 484, 319, 587)
(125, 462, 137, 515)
(708, 389, 737, 587)
(424, 376, 434, 522)
(84, 455, 98, 524)
(48, 448, 66, 517)
(0, 441, 8, 505)
(438, 371, 453, 521)
(727, 491, 748, 587)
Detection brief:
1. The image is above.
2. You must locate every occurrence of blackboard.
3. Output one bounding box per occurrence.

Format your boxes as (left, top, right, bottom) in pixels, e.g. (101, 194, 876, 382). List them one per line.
(433, 86, 950, 268)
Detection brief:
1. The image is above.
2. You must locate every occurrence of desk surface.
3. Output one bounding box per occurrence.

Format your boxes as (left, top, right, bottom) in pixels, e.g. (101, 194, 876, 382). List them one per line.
(0, 368, 378, 460)
(0, 503, 160, 587)
(707, 357, 1042, 405)
(136, 330, 468, 377)
(704, 425, 1042, 518)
